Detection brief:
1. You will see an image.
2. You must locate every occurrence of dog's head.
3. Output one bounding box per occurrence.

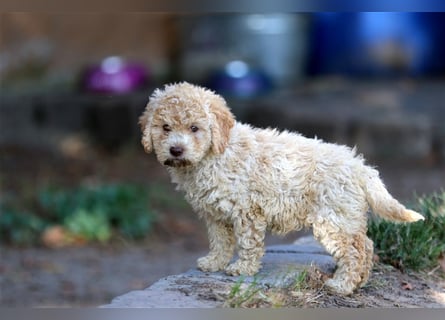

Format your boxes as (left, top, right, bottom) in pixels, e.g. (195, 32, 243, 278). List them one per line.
(139, 82, 235, 168)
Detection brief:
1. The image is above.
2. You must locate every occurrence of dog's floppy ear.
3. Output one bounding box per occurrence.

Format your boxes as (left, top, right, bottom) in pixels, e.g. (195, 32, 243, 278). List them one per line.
(139, 101, 155, 154)
(139, 87, 166, 153)
(208, 94, 235, 155)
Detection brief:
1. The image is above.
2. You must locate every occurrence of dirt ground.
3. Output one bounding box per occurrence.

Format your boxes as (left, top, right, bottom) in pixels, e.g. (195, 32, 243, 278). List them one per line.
(0, 144, 444, 307)
(323, 264, 445, 308)
(220, 263, 445, 308)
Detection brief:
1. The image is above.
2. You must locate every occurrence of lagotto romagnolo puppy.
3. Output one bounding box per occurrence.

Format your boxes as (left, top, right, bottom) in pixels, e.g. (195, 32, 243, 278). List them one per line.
(139, 82, 424, 295)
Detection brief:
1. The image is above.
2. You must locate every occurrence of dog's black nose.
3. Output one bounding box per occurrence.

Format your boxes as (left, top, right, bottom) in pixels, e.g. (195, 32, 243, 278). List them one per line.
(170, 146, 184, 157)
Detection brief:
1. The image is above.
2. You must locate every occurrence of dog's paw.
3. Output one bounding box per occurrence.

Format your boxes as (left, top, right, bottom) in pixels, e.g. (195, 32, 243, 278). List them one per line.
(225, 260, 260, 276)
(324, 278, 354, 296)
(197, 255, 226, 272)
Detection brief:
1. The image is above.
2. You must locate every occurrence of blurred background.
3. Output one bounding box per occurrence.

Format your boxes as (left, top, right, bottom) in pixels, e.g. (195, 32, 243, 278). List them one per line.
(1, 12, 445, 306)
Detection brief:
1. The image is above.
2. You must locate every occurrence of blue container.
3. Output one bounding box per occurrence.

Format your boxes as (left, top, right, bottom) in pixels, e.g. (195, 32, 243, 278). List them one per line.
(205, 60, 273, 99)
(307, 12, 445, 77)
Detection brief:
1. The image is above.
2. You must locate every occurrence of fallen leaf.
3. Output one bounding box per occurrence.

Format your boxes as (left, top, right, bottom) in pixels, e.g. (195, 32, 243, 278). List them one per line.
(41, 225, 87, 248)
(41, 226, 66, 248)
(401, 281, 413, 290)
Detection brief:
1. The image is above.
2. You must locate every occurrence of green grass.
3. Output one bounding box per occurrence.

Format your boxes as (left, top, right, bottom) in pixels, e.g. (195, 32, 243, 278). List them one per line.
(225, 276, 263, 308)
(224, 268, 308, 307)
(367, 191, 445, 271)
(224, 275, 289, 308)
(223, 268, 323, 308)
(292, 269, 309, 291)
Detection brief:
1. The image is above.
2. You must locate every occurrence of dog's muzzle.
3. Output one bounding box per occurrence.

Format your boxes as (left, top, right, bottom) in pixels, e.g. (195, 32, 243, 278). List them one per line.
(164, 158, 192, 167)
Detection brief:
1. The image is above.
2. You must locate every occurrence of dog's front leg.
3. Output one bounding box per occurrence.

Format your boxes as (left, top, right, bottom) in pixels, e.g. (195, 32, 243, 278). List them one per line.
(225, 213, 267, 276)
(197, 218, 235, 272)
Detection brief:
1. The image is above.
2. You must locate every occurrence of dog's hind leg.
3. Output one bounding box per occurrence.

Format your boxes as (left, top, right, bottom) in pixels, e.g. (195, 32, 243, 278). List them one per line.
(312, 210, 368, 295)
(358, 236, 374, 287)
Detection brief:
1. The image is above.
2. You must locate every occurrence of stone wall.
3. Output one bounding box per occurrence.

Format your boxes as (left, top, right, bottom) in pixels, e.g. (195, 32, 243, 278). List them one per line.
(0, 90, 148, 150)
(1, 80, 444, 164)
(235, 80, 444, 164)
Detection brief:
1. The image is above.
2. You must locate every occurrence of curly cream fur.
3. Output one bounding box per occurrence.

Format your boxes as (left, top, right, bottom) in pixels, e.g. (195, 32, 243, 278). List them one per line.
(140, 82, 424, 295)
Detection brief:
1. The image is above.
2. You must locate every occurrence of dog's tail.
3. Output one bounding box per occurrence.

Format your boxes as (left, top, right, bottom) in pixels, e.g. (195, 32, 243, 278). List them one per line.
(361, 166, 424, 222)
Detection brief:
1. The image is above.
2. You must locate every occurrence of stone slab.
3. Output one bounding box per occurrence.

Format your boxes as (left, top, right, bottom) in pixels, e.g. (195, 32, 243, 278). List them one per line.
(102, 236, 335, 308)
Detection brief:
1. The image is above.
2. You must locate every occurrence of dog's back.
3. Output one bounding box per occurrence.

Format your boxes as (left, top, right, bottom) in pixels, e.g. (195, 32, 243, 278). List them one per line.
(219, 123, 368, 233)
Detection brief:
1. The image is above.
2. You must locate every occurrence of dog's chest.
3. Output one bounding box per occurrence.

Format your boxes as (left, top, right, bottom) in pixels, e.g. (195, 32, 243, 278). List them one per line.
(169, 168, 240, 219)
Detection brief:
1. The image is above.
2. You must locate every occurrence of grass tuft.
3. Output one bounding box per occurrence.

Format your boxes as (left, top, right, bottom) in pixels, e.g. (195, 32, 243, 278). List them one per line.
(367, 191, 445, 271)
(223, 267, 329, 308)
(224, 276, 264, 308)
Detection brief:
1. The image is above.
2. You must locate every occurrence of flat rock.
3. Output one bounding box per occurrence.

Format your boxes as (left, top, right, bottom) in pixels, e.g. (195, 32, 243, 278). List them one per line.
(102, 236, 335, 308)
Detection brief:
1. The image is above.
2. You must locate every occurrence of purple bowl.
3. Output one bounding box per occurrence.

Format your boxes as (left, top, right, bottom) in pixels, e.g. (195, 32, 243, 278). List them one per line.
(82, 56, 149, 94)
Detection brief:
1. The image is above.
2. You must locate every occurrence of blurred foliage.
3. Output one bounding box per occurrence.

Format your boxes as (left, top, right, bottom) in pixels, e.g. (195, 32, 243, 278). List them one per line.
(368, 191, 445, 271)
(0, 183, 171, 246)
(64, 208, 112, 243)
(0, 206, 48, 246)
(39, 184, 157, 240)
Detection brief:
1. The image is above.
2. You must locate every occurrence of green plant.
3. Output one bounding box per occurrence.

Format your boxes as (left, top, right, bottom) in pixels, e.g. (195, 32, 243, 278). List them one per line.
(38, 183, 158, 240)
(292, 269, 309, 291)
(0, 182, 192, 246)
(64, 208, 111, 243)
(0, 207, 48, 246)
(368, 191, 445, 271)
(224, 269, 321, 308)
(225, 276, 264, 308)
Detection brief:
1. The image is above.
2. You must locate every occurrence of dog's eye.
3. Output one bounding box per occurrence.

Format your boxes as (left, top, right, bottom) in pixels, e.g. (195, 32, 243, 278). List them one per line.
(190, 125, 199, 133)
(162, 124, 171, 132)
